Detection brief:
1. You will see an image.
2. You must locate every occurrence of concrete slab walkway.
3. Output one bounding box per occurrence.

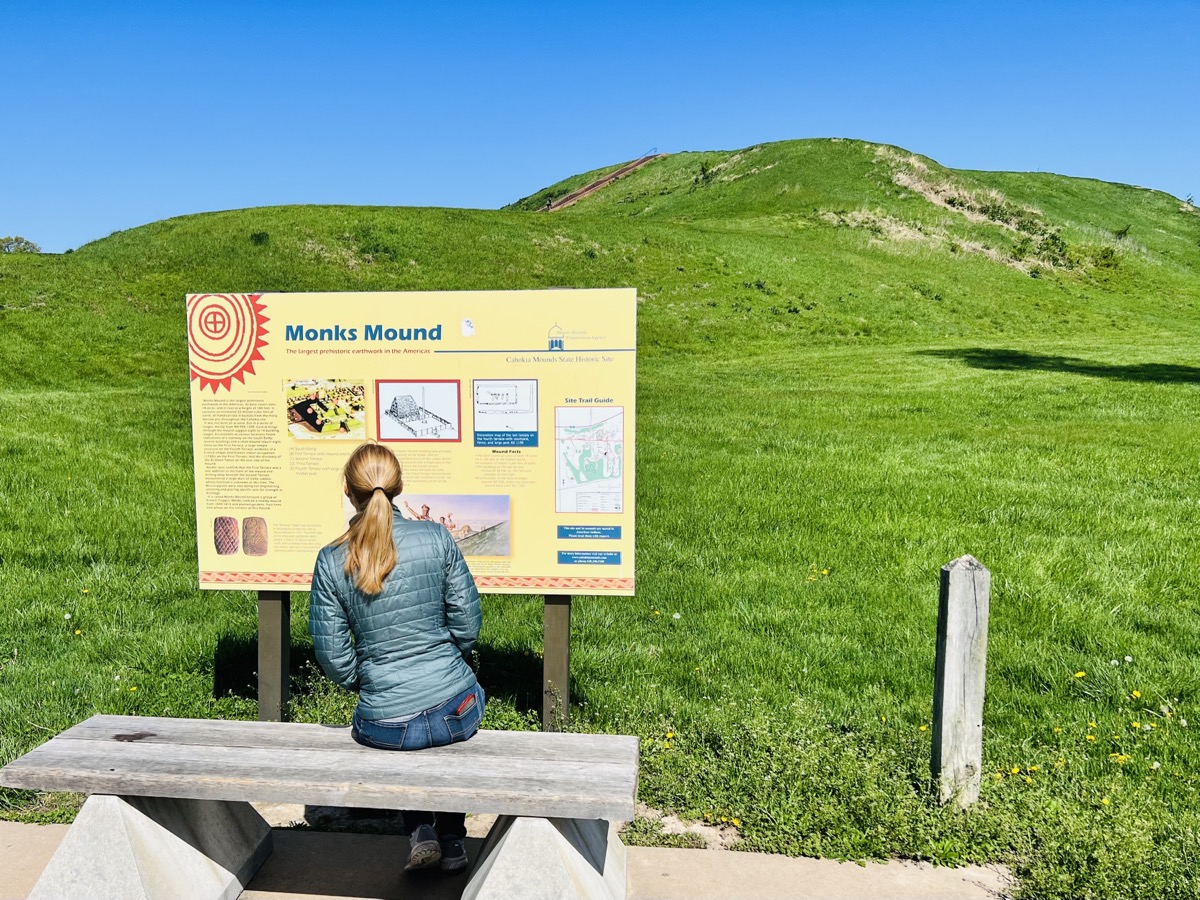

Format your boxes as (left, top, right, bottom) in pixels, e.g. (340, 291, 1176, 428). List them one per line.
(0, 819, 1011, 900)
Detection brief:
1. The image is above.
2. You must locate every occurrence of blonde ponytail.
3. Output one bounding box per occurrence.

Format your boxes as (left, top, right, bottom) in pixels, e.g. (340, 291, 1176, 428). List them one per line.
(335, 443, 403, 594)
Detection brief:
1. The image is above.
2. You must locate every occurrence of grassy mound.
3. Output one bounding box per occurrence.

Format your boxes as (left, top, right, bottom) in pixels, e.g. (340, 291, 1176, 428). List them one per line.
(3, 138, 1200, 898)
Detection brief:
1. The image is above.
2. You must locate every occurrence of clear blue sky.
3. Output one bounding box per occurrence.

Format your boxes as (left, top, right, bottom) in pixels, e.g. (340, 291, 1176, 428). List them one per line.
(6, 1, 1198, 252)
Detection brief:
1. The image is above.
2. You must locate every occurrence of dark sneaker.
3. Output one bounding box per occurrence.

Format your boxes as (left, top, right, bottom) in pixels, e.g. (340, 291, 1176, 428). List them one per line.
(440, 836, 468, 872)
(406, 824, 441, 871)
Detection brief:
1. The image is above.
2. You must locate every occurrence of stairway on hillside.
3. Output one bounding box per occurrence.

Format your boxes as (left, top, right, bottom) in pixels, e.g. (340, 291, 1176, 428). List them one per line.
(543, 152, 668, 211)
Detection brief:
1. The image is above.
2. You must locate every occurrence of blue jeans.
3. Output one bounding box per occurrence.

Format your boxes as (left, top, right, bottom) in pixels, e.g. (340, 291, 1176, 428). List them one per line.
(352, 683, 485, 838)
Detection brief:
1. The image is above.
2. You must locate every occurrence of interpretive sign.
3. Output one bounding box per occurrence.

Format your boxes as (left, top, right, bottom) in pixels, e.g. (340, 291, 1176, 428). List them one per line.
(187, 289, 636, 595)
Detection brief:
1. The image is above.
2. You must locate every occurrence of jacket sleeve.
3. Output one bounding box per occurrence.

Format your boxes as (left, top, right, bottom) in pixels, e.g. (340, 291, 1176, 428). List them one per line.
(309, 549, 359, 691)
(443, 531, 482, 656)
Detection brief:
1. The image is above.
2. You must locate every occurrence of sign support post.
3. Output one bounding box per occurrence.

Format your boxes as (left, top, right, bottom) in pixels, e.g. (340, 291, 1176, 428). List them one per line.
(542, 595, 571, 731)
(257, 590, 291, 722)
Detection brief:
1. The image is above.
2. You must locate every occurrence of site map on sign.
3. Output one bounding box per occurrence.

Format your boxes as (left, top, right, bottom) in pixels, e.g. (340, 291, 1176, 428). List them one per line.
(555, 407, 624, 513)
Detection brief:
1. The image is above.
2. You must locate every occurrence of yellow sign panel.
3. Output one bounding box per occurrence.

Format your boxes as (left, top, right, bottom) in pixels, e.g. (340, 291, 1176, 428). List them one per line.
(187, 289, 636, 595)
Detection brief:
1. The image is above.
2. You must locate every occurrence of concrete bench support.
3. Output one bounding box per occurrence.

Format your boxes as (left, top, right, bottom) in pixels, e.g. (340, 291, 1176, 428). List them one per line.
(28, 794, 271, 900)
(464, 816, 626, 900)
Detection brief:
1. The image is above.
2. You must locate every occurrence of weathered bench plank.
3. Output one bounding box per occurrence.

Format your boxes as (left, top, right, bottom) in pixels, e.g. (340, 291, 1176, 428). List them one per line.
(0, 715, 639, 822)
(55, 714, 635, 764)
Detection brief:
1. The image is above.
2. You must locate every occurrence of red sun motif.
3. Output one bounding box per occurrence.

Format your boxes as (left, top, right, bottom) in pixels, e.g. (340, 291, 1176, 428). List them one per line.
(187, 294, 270, 392)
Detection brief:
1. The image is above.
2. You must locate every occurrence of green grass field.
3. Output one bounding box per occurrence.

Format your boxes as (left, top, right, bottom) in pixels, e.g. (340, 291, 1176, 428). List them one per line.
(3, 139, 1200, 898)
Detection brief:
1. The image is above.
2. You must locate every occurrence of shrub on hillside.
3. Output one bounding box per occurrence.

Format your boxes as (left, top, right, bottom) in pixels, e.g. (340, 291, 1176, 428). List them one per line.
(1091, 246, 1120, 269)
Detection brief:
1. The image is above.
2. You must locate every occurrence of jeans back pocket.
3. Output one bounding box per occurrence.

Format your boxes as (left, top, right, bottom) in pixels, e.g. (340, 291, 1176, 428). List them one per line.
(352, 717, 410, 750)
(442, 691, 482, 742)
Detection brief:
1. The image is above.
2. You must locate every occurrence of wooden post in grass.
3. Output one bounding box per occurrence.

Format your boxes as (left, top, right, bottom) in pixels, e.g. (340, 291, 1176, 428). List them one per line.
(543, 595, 571, 731)
(932, 555, 990, 809)
(257, 590, 291, 722)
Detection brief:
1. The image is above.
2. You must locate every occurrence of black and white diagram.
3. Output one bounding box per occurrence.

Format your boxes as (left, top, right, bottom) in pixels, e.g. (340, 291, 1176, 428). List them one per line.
(473, 379, 538, 447)
(376, 380, 461, 441)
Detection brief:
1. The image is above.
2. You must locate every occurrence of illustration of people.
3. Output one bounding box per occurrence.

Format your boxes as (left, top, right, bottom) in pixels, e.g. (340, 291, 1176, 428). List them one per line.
(404, 501, 432, 521)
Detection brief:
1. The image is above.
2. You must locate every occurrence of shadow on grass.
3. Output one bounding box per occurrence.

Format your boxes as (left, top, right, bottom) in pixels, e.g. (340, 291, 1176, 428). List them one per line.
(213, 633, 317, 700)
(475, 642, 588, 719)
(920, 348, 1200, 384)
(214, 634, 584, 721)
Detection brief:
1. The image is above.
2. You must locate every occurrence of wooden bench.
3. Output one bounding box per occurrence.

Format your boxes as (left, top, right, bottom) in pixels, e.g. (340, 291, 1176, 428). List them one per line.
(0, 714, 639, 900)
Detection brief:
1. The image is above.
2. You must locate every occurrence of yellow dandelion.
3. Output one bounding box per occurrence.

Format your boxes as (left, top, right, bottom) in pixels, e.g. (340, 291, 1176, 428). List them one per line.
(74, 629, 81, 636)
(1088, 721, 1097, 729)
(129, 687, 137, 692)
(1010, 766, 1020, 775)
(1053, 727, 1062, 734)
(1075, 671, 1086, 678)
(992, 773, 1003, 780)
(919, 725, 927, 732)
(1028, 766, 1039, 772)
(881, 716, 887, 723)
(1131, 722, 1140, 729)
(666, 731, 675, 739)
(1101, 797, 1110, 806)
(1131, 690, 1141, 699)
(1086, 735, 1096, 742)
(821, 569, 829, 576)
(1024, 776, 1033, 784)
(732, 818, 742, 826)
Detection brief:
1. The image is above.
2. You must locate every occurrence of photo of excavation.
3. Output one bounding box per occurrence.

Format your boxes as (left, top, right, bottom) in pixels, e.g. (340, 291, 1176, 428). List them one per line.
(397, 493, 510, 557)
(377, 380, 460, 441)
(285, 379, 366, 439)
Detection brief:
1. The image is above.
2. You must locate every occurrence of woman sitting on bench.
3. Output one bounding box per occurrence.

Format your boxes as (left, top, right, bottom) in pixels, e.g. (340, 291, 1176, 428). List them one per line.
(310, 442, 484, 874)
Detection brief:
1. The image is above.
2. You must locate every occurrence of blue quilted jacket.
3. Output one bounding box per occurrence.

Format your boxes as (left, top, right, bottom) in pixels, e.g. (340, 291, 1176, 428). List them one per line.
(309, 509, 482, 719)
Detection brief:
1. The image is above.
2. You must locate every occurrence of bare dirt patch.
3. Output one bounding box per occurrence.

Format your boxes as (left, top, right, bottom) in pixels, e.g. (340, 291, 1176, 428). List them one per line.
(301, 238, 368, 271)
(634, 802, 741, 850)
(820, 209, 932, 243)
(820, 207, 1047, 273)
(873, 146, 1044, 232)
(531, 233, 575, 250)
